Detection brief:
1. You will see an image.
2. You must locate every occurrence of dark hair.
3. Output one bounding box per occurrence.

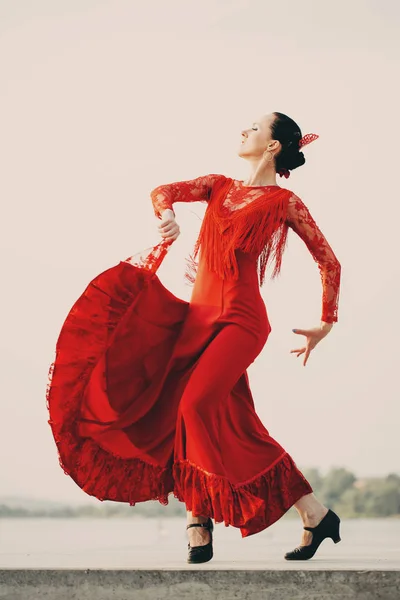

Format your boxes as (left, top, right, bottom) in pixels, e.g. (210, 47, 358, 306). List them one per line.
(271, 112, 305, 174)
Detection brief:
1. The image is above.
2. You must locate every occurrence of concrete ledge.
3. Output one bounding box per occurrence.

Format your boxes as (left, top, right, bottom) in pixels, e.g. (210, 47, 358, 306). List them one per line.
(1, 569, 400, 600)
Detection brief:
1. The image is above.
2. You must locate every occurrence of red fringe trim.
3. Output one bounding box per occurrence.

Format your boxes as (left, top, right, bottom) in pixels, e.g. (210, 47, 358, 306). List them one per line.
(184, 178, 292, 288)
(184, 252, 199, 286)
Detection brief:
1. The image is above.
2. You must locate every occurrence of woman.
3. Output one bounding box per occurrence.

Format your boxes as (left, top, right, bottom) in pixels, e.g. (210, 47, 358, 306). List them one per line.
(46, 111, 341, 564)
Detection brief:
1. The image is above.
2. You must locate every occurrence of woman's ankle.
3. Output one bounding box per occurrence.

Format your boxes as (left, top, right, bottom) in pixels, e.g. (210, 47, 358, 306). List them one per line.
(186, 511, 208, 524)
(294, 494, 328, 524)
(299, 503, 328, 522)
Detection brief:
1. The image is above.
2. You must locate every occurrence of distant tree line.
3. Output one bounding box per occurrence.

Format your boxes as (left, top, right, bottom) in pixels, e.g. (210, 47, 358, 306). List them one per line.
(302, 468, 400, 518)
(1, 468, 400, 519)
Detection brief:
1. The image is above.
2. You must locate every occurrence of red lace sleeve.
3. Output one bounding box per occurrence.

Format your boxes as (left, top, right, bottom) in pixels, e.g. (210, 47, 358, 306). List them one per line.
(150, 174, 224, 219)
(286, 193, 341, 323)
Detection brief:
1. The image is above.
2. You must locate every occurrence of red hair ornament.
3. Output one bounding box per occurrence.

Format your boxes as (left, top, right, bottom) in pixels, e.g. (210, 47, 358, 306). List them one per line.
(277, 133, 319, 179)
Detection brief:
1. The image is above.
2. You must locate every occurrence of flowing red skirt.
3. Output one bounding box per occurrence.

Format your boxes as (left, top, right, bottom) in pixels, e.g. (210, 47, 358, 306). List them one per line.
(46, 241, 312, 537)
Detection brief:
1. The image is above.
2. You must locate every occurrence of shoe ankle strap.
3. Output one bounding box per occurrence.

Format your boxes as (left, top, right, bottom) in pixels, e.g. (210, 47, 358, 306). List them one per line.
(186, 521, 210, 530)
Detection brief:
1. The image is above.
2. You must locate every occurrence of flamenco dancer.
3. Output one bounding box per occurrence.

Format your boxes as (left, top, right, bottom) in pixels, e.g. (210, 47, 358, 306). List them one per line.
(46, 111, 341, 563)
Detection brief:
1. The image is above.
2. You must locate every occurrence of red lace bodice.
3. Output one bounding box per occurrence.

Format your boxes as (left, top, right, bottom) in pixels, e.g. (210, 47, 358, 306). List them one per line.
(150, 175, 341, 323)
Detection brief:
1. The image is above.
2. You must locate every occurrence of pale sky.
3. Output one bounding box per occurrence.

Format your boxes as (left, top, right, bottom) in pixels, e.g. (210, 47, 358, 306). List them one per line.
(1, 0, 399, 505)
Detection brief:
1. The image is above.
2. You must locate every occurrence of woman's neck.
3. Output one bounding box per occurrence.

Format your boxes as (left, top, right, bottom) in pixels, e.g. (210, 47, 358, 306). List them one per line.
(243, 160, 277, 186)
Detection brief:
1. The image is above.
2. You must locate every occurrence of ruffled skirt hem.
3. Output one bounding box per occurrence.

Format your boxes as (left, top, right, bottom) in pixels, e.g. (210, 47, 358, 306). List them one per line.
(45, 389, 311, 538)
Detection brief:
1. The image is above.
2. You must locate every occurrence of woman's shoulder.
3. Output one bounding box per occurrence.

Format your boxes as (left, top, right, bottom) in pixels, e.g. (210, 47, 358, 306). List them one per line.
(205, 173, 229, 182)
(286, 190, 306, 207)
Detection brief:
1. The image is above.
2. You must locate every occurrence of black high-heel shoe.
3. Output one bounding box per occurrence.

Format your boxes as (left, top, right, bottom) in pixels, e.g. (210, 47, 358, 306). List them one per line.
(284, 508, 341, 560)
(186, 517, 214, 564)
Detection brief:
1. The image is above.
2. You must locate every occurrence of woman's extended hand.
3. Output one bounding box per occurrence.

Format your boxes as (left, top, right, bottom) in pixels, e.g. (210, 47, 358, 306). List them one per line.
(157, 209, 180, 242)
(290, 322, 333, 367)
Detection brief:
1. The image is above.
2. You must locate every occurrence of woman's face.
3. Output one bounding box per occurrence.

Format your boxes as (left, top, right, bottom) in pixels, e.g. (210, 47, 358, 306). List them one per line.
(238, 113, 277, 159)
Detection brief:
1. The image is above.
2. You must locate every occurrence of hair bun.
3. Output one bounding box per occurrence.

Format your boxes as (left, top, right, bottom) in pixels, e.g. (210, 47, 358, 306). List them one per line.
(271, 112, 307, 176)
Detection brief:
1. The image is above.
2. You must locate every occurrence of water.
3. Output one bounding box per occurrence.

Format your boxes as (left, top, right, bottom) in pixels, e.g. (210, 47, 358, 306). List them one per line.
(1, 517, 399, 570)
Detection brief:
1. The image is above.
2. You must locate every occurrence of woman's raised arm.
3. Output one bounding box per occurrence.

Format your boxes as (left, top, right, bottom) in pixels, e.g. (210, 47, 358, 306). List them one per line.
(150, 174, 224, 219)
(286, 193, 341, 324)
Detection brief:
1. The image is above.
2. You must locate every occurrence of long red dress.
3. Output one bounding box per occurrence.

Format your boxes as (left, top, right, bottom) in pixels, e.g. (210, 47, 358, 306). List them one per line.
(46, 174, 341, 538)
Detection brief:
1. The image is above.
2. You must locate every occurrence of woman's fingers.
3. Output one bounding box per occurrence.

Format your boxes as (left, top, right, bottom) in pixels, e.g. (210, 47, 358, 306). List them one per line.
(158, 220, 180, 241)
(159, 228, 176, 237)
(158, 223, 175, 233)
(291, 348, 306, 356)
(290, 346, 310, 365)
(303, 348, 311, 366)
(291, 326, 327, 367)
(163, 232, 179, 241)
(292, 328, 310, 336)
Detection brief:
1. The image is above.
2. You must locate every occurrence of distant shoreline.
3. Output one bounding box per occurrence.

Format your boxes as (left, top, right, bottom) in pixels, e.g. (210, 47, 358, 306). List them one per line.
(2, 467, 400, 519)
